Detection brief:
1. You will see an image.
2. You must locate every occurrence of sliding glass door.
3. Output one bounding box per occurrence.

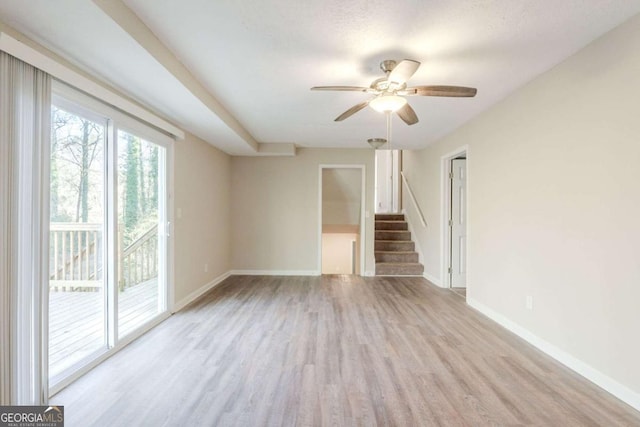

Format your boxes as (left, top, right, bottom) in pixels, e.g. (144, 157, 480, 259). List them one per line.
(49, 104, 108, 380)
(116, 129, 167, 339)
(48, 85, 171, 390)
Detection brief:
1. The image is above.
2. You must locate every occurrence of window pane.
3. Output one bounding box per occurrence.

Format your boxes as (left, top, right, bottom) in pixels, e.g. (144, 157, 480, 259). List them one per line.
(117, 130, 164, 338)
(49, 106, 106, 379)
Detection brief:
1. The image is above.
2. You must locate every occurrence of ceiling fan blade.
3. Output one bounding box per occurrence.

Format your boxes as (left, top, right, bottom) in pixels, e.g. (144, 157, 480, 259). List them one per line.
(388, 59, 420, 85)
(334, 101, 370, 121)
(408, 85, 477, 97)
(396, 103, 419, 125)
(311, 86, 369, 92)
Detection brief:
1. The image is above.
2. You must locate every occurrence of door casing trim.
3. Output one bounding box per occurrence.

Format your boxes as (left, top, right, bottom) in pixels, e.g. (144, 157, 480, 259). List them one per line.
(440, 146, 469, 290)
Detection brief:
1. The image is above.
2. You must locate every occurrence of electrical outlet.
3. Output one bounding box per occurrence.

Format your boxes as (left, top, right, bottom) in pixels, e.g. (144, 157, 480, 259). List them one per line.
(526, 296, 533, 310)
(177, 208, 183, 219)
(204, 263, 209, 273)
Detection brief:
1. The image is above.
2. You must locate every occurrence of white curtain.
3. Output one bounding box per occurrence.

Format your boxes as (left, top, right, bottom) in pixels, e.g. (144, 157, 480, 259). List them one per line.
(0, 51, 51, 405)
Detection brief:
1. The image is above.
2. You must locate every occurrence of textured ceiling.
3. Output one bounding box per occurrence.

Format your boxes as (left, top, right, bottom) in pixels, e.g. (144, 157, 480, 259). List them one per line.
(1, 1, 639, 153)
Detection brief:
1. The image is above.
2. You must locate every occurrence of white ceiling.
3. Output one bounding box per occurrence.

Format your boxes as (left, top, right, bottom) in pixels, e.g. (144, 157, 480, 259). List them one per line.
(1, 1, 639, 154)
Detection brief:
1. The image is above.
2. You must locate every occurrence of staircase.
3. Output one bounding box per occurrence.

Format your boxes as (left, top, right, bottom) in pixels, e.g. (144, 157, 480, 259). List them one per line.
(375, 213, 424, 276)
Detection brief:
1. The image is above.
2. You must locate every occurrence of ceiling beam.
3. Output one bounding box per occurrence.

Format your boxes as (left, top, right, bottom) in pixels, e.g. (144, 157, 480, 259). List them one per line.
(0, 23, 184, 140)
(257, 143, 297, 156)
(92, 0, 259, 152)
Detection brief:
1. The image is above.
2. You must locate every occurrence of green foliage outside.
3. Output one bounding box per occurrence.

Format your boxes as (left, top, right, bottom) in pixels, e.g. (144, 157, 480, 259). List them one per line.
(118, 130, 159, 247)
(51, 106, 160, 247)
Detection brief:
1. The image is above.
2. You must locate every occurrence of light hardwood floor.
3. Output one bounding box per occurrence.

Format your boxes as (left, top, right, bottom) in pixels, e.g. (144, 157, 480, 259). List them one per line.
(52, 275, 640, 426)
(49, 279, 159, 376)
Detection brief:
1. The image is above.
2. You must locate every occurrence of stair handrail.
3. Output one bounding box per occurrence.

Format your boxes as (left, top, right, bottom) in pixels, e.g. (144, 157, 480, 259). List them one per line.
(122, 224, 158, 259)
(120, 224, 158, 289)
(400, 171, 427, 228)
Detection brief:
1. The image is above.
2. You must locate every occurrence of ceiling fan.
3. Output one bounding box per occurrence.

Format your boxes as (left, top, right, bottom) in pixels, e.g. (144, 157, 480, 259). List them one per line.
(311, 59, 477, 125)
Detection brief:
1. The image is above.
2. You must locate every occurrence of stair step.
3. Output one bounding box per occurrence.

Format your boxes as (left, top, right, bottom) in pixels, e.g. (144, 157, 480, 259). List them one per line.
(376, 262, 424, 276)
(375, 220, 408, 231)
(375, 251, 419, 263)
(375, 240, 415, 251)
(375, 213, 404, 221)
(375, 230, 411, 241)
(374, 214, 423, 277)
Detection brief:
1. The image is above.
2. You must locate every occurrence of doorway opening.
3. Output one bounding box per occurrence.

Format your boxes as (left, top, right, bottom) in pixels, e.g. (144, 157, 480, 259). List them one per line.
(319, 166, 365, 275)
(442, 147, 468, 297)
(374, 149, 401, 214)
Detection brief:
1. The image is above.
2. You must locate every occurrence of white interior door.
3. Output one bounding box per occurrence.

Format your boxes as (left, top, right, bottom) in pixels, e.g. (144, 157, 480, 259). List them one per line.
(450, 158, 467, 287)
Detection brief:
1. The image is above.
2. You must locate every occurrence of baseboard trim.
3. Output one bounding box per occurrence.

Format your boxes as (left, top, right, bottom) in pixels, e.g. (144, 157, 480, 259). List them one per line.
(229, 269, 320, 277)
(468, 298, 640, 412)
(423, 271, 443, 287)
(173, 271, 231, 312)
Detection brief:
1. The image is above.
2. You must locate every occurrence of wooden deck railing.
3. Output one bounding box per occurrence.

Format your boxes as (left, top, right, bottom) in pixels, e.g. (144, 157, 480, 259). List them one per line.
(50, 223, 102, 291)
(50, 223, 158, 291)
(120, 224, 158, 290)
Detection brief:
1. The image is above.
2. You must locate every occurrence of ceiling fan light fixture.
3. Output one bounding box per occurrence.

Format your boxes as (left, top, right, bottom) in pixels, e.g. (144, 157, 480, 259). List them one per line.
(369, 94, 407, 113)
(367, 138, 387, 149)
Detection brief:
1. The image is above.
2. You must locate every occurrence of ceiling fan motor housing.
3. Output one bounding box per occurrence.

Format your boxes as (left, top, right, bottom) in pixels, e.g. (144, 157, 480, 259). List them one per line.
(380, 60, 397, 74)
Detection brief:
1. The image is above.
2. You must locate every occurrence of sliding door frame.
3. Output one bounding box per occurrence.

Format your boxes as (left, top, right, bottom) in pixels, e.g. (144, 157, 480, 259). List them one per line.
(48, 81, 175, 396)
(48, 93, 111, 388)
(111, 121, 173, 337)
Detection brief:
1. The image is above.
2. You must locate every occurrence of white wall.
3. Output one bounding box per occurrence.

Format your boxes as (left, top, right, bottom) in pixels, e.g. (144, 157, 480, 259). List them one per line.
(321, 232, 359, 274)
(402, 14, 640, 406)
(375, 150, 401, 213)
(375, 150, 391, 213)
(231, 148, 375, 275)
(174, 132, 231, 305)
(322, 168, 361, 225)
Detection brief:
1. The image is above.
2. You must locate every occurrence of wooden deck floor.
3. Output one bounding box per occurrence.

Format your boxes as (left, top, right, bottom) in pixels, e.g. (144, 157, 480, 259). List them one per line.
(49, 279, 159, 377)
(52, 275, 640, 426)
